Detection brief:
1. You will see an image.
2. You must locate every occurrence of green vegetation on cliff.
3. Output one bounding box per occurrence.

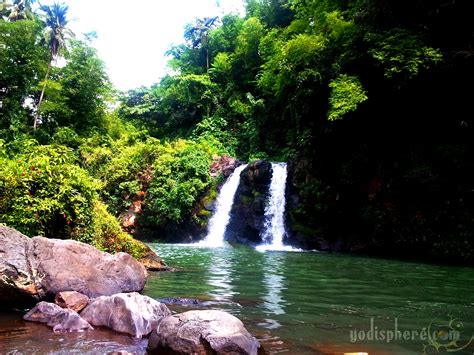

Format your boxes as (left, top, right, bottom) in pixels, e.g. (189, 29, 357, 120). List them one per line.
(1, 0, 473, 262)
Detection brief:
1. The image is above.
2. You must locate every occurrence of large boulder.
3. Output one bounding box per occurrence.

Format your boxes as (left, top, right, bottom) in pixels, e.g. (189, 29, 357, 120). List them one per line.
(81, 292, 171, 338)
(147, 310, 263, 355)
(226, 160, 273, 245)
(0, 226, 147, 308)
(23, 301, 93, 332)
(31, 236, 147, 298)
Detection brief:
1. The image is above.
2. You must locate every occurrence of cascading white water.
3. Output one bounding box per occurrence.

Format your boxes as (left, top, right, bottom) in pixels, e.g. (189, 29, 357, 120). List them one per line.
(198, 164, 248, 247)
(256, 162, 300, 252)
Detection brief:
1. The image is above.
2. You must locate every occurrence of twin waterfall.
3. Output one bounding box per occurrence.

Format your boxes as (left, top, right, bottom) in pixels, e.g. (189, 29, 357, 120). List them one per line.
(200, 162, 298, 251)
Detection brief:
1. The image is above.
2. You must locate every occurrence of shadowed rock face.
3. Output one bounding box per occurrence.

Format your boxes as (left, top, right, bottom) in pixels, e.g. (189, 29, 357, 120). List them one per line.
(80, 292, 171, 338)
(23, 301, 93, 333)
(226, 160, 273, 245)
(0, 227, 40, 309)
(0, 226, 147, 309)
(147, 310, 263, 355)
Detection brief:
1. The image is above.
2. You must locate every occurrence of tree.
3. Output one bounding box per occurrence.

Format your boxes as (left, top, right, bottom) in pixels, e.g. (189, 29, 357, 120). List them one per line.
(184, 16, 220, 70)
(4, 0, 37, 21)
(34, 2, 72, 130)
(0, 19, 47, 138)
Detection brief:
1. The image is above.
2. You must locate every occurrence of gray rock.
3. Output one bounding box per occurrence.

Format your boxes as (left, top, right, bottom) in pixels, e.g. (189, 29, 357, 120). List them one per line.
(23, 301, 93, 332)
(0, 226, 148, 308)
(31, 236, 147, 298)
(0, 226, 41, 308)
(81, 292, 171, 338)
(147, 310, 262, 355)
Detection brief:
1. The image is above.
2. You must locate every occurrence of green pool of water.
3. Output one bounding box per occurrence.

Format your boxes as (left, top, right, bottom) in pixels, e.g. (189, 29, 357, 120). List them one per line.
(144, 243, 474, 354)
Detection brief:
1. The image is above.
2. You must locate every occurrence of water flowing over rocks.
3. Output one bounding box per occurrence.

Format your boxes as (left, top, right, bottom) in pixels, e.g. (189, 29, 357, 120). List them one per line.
(199, 164, 248, 247)
(0, 226, 147, 309)
(23, 301, 93, 333)
(147, 310, 263, 355)
(80, 292, 171, 338)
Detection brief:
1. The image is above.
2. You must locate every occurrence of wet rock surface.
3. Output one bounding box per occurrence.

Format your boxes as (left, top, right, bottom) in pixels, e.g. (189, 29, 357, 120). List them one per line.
(147, 310, 263, 355)
(23, 301, 93, 333)
(80, 292, 171, 338)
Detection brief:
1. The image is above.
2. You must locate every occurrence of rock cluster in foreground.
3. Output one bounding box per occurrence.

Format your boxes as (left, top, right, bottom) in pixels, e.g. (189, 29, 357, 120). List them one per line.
(1, 226, 263, 354)
(24, 292, 263, 354)
(0, 226, 147, 308)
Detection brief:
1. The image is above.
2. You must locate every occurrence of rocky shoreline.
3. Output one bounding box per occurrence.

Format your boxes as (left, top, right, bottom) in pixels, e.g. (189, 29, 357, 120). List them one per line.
(0, 226, 263, 354)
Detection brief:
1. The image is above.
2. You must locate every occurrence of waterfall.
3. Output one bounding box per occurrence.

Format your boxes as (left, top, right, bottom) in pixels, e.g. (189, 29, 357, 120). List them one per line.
(256, 162, 300, 252)
(198, 164, 248, 247)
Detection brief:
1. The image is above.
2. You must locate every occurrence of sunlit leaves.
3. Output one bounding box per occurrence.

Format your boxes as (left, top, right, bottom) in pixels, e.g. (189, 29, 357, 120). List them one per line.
(259, 33, 326, 95)
(328, 74, 368, 121)
(146, 139, 216, 225)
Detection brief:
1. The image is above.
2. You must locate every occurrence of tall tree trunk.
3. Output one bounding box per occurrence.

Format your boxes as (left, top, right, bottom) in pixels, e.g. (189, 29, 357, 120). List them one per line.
(34, 58, 52, 130)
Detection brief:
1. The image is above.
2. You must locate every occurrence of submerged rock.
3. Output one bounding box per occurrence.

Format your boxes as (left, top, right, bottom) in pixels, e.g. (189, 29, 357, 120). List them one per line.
(54, 291, 90, 313)
(0, 226, 147, 308)
(23, 301, 93, 332)
(147, 310, 263, 355)
(81, 292, 171, 338)
(157, 297, 202, 306)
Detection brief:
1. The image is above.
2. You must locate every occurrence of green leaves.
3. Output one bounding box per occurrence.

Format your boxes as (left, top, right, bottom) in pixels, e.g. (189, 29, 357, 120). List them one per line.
(0, 19, 48, 136)
(146, 139, 216, 225)
(259, 33, 326, 95)
(0, 144, 99, 238)
(328, 74, 368, 121)
(367, 29, 443, 81)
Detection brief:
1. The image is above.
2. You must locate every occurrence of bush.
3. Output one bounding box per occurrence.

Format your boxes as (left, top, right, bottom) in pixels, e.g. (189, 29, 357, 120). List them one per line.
(145, 139, 217, 225)
(0, 144, 99, 239)
(0, 143, 146, 259)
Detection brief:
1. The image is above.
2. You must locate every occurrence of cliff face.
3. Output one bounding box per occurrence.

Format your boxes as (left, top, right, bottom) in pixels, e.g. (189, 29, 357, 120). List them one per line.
(226, 160, 272, 245)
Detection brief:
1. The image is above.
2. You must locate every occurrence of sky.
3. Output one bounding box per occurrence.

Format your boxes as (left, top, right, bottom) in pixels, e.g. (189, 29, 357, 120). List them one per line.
(39, 0, 245, 91)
